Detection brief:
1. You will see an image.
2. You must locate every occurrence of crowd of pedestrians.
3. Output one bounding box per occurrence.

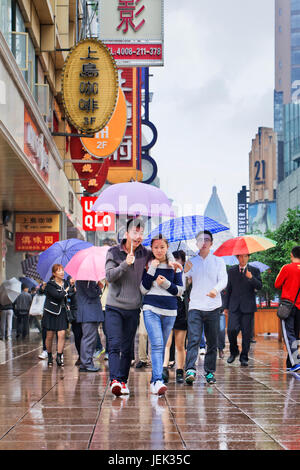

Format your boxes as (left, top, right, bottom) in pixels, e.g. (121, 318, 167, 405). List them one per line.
(0, 219, 299, 399)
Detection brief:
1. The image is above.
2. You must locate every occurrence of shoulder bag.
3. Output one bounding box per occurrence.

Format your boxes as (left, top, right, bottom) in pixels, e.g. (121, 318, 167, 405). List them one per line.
(277, 287, 300, 320)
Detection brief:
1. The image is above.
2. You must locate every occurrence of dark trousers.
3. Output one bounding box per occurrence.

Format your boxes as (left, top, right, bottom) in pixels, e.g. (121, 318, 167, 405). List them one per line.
(71, 322, 83, 357)
(105, 306, 139, 383)
(185, 309, 219, 374)
(218, 312, 226, 351)
(227, 310, 253, 362)
(281, 306, 300, 368)
(80, 322, 99, 369)
(16, 314, 29, 338)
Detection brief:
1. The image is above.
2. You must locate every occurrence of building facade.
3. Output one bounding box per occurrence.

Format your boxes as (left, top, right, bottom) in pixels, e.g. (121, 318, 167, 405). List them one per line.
(0, 0, 85, 283)
(275, 0, 300, 224)
(248, 127, 277, 234)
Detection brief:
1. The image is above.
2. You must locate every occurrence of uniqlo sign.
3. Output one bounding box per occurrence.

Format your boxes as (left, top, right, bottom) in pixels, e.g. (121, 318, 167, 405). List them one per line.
(98, 0, 164, 67)
(81, 197, 115, 232)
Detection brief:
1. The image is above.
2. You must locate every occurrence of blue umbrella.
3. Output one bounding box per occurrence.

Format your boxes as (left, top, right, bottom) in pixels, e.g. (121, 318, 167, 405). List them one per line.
(143, 215, 229, 246)
(249, 261, 270, 273)
(19, 277, 38, 289)
(37, 238, 93, 282)
(216, 256, 270, 273)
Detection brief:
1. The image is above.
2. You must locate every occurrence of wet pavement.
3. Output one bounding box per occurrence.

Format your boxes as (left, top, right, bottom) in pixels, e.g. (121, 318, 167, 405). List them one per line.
(0, 332, 298, 450)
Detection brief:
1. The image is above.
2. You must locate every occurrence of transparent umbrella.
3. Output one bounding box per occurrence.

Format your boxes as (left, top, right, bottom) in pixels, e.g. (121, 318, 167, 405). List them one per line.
(0, 278, 22, 305)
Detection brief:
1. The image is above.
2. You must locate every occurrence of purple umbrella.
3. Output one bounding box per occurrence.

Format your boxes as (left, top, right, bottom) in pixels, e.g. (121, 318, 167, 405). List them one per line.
(92, 182, 175, 217)
(37, 238, 93, 282)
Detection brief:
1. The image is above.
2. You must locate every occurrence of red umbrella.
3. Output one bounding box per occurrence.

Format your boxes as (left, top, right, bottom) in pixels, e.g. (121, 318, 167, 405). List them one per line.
(214, 235, 276, 256)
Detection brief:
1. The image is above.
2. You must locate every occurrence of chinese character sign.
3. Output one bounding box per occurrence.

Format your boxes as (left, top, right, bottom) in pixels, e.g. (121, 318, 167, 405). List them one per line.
(62, 39, 119, 133)
(15, 213, 60, 252)
(107, 68, 143, 183)
(99, 0, 164, 67)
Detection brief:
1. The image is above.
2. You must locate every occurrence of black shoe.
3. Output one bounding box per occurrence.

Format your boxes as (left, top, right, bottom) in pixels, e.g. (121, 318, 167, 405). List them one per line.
(162, 367, 169, 383)
(227, 354, 238, 364)
(176, 369, 184, 384)
(135, 360, 147, 369)
(240, 361, 248, 367)
(56, 353, 64, 367)
(47, 353, 53, 366)
(218, 350, 224, 359)
(75, 357, 81, 366)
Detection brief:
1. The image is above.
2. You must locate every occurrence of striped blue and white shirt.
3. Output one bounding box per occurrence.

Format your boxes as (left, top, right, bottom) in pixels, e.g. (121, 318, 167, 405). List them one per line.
(140, 262, 184, 316)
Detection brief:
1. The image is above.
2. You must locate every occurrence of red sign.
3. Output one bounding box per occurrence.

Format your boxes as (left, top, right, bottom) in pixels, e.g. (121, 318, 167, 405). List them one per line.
(106, 44, 162, 64)
(70, 127, 110, 193)
(81, 197, 115, 232)
(15, 232, 59, 251)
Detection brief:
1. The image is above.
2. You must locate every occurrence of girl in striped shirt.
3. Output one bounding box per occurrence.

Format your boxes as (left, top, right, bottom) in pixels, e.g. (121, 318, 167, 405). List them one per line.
(140, 234, 184, 395)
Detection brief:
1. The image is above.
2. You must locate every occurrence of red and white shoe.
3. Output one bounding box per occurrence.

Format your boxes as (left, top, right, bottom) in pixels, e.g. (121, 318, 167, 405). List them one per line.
(110, 379, 122, 396)
(150, 380, 167, 395)
(121, 382, 130, 395)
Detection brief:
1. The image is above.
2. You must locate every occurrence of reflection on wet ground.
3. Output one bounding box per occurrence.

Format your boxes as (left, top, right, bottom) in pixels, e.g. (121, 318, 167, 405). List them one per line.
(0, 333, 298, 450)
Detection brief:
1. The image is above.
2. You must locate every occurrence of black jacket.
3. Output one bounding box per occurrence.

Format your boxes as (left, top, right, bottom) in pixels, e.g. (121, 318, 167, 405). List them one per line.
(43, 280, 69, 315)
(224, 265, 262, 313)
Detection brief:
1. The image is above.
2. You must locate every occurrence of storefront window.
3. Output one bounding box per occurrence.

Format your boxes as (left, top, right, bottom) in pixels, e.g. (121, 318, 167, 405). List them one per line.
(0, 0, 12, 47)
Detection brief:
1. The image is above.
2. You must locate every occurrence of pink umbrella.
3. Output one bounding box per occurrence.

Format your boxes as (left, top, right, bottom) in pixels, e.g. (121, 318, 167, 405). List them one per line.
(64, 246, 110, 281)
(91, 182, 175, 217)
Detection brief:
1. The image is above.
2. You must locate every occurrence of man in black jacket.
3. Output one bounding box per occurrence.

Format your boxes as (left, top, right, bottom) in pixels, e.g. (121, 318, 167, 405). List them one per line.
(224, 254, 262, 367)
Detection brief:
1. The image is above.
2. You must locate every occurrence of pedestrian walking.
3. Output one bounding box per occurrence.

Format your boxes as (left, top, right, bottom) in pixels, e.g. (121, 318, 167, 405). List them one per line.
(14, 284, 32, 339)
(36, 282, 48, 360)
(140, 235, 184, 395)
(105, 218, 179, 397)
(225, 254, 262, 367)
(42, 264, 69, 367)
(0, 301, 14, 340)
(218, 290, 227, 359)
(275, 246, 300, 372)
(67, 277, 82, 366)
(184, 230, 228, 385)
(76, 280, 103, 372)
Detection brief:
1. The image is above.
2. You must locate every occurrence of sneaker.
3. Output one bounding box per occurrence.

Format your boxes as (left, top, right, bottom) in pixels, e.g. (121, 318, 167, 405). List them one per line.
(162, 367, 169, 383)
(176, 369, 184, 384)
(185, 369, 196, 384)
(199, 348, 206, 355)
(290, 364, 300, 372)
(39, 350, 48, 360)
(110, 380, 122, 397)
(205, 372, 216, 384)
(121, 382, 130, 395)
(150, 380, 167, 395)
(93, 348, 105, 359)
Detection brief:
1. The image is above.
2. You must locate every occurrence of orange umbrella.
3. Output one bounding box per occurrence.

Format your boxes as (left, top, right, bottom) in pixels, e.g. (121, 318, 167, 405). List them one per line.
(214, 235, 276, 257)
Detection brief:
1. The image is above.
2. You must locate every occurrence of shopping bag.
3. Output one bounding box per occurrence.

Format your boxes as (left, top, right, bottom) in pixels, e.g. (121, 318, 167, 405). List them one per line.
(29, 294, 46, 316)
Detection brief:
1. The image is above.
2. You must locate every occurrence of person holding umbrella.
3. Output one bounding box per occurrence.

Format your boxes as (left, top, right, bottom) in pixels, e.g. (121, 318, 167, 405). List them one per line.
(105, 218, 180, 397)
(42, 264, 69, 366)
(184, 230, 228, 385)
(274, 246, 300, 372)
(224, 254, 262, 367)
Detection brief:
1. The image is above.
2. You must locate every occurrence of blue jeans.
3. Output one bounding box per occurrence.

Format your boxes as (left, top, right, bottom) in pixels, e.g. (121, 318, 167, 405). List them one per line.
(143, 310, 176, 383)
(185, 309, 219, 374)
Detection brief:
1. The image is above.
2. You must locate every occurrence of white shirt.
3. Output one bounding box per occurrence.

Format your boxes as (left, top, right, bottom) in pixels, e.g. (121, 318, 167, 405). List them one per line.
(188, 252, 228, 311)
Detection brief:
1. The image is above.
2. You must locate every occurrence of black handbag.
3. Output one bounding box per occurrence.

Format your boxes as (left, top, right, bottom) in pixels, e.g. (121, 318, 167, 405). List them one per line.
(277, 288, 300, 320)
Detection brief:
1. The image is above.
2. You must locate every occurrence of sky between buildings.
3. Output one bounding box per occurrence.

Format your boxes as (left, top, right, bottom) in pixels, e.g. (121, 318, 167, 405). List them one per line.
(150, 0, 275, 235)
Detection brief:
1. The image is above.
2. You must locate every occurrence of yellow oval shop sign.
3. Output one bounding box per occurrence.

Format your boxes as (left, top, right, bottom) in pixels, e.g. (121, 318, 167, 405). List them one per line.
(62, 38, 119, 134)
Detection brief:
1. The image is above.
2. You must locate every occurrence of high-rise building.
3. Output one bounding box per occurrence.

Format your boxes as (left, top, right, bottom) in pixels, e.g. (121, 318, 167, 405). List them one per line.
(248, 127, 277, 234)
(275, 0, 300, 224)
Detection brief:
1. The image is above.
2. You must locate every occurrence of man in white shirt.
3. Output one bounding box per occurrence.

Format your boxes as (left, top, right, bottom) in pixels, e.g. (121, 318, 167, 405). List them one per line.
(184, 230, 228, 384)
